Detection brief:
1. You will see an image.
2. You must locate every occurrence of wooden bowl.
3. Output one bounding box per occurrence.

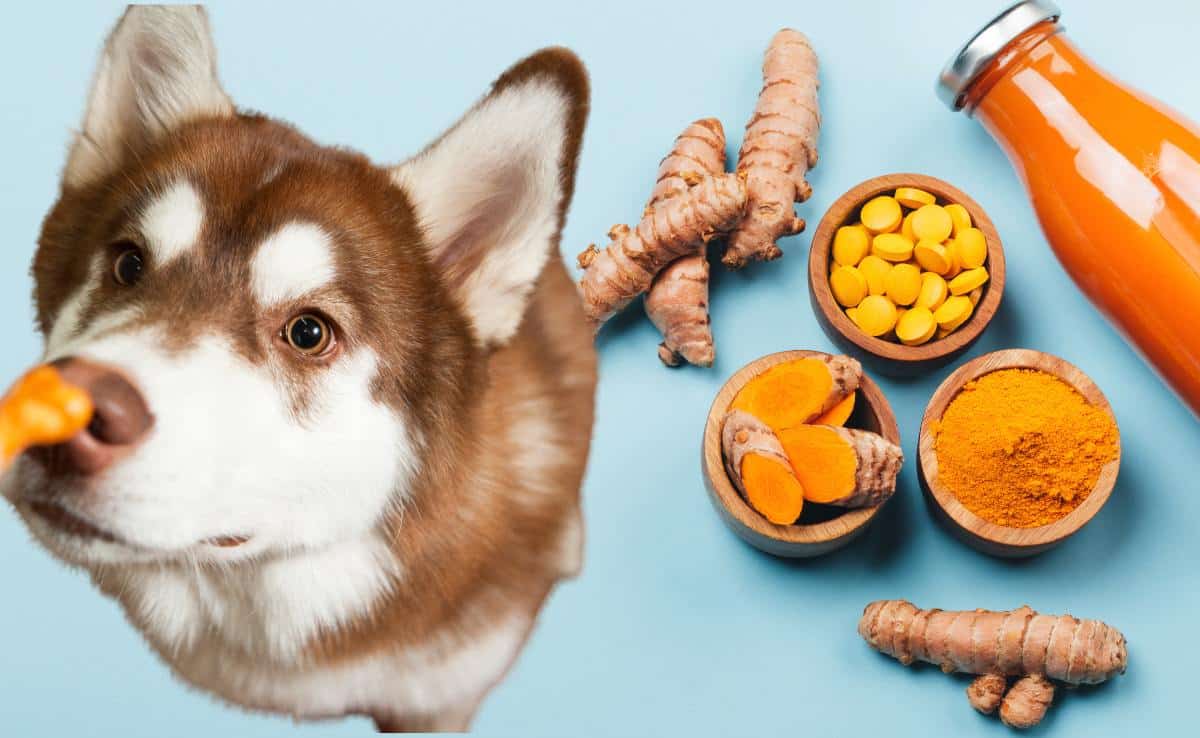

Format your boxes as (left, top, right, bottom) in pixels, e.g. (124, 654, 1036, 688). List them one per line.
(701, 350, 901, 558)
(808, 173, 1006, 377)
(918, 349, 1121, 557)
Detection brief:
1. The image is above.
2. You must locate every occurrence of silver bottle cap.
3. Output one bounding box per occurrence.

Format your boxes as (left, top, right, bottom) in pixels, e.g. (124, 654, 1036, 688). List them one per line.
(937, 0, 1062, 111)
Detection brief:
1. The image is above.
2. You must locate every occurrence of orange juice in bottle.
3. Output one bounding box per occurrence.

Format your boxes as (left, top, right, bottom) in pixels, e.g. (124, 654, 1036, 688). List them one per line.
(939, 0, 1200, 415)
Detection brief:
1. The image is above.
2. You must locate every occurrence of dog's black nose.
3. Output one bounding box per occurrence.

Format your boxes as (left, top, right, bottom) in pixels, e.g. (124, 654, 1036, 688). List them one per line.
(31, 357, 154, 475)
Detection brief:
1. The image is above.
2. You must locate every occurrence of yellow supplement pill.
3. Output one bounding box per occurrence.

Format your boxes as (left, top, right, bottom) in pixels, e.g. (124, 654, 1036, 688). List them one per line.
(968, 286, 984, 306)
(871, 233, 914, 262)
(942, 239, 963, 279)
(913, 240, 950, 274)
(900, 211, 916, 242)
(829, 265, 868, 308)
(896, 306, 937, 345)
(956, 227, 987, 269)
(846, 307, 861, 325)
(912, 204, 953, 243)
(915, 272, 948, 311)
(852, 295, 898, 337)
(949, 266, 989, 295)
(945, 203, 972, 236)
(860, 196, 902, 234)
(858, 255, 892, 296)
(832, 225, 870, 266)
(885, 263, 921, 306)
(934, 295, 974, 332)
(894, 187, 936, 209)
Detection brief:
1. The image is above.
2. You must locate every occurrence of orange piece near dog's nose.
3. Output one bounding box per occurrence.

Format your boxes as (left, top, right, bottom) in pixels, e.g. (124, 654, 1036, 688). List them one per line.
(0, 365, 94, 468)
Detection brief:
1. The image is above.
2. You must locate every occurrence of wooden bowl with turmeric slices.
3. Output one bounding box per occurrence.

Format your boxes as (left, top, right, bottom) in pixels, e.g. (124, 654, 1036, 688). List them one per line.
(701, 350, 901, 558)
(808, 173, 1006, 377)
(918, 349, 1121, 557)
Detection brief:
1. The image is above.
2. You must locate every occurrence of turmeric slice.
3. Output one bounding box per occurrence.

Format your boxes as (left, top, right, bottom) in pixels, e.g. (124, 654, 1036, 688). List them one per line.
(778, 425, 902, 507)
(730, 355, 860, 432)
(0, 365, 93, 470)
(812, 391, 855, 426)
(643, 118, 726, 368)
(721, 409, 805, 524)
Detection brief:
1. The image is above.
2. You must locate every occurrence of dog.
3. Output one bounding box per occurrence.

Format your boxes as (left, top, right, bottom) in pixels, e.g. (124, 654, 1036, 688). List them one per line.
(0, 5, 596, 732)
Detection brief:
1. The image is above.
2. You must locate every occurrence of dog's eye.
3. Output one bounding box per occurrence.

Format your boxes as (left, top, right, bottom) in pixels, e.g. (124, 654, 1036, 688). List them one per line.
(284, 314, 333, 355)
(112, 245, 145, 287)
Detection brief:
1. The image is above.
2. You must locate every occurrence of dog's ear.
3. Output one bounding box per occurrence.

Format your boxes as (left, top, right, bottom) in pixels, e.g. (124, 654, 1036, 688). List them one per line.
(391, 49, 589, 348)
(63, 5, 233, 188)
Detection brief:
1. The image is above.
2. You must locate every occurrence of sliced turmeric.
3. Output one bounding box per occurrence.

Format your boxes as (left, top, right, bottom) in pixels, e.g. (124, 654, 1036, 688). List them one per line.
(578, 172, 747, 326)
(730, 355, 860, 432)
(643, 118, 726, 368)
(0, 365, 93, 470)
(721, 409, 805, 524)
(859, 600, 1128, 729)
(778, 425, 902, 507)
(812, 391, 855, 426)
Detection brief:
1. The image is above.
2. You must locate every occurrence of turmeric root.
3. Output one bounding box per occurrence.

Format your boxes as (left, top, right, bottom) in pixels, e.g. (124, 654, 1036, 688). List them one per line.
(730, 355, 860, 432)
(1000, 674, 1055, 729)
(643, 118, 726, 367)
(646, 257, 715, 367)
(859, 600, 1128, 729)
(778, 425, 902, 507)
(967, 673, 1007, 715)
(721, 409, 804, 524)
(578, 172, 747, 326)
(723, 29, 820, 269)
(0, 365, 93, 471)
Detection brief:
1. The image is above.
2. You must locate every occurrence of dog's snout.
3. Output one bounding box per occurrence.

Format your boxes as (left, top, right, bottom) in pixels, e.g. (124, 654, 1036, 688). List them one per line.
(32, 357, 154, 475)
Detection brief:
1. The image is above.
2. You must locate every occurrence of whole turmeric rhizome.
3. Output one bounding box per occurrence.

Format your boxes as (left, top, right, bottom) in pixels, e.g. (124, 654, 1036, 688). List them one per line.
(720, 355, 902, 524)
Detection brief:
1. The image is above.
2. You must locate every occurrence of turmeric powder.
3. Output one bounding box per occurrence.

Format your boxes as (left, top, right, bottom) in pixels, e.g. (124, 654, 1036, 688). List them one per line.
(933, 368, 1118, 528)
(1, 365, 93, 471)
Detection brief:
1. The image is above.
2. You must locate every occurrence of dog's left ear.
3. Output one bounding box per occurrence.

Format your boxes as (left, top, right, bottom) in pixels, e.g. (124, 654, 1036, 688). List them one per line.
(391, 49, 588, 348)
(64, 5, 233, 188)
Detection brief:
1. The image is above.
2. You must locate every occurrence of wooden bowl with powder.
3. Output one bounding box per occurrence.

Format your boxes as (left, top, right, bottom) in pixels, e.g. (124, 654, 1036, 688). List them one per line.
(702, 350, 901, 557)
(918, 349, 1121, 557)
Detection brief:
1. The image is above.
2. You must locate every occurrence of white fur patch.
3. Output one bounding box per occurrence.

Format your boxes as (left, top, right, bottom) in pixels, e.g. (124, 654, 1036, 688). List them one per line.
(391, 78, 570, 346)
(42, 255, 101, 356)
(151, 607, 531, 722)
(109, 533, 402, 663)
(138, 181, 204, 263)
(251, 222, 337, 306)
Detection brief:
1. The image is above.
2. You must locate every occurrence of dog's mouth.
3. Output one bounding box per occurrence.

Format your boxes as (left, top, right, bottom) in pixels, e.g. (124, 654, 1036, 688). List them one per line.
(26, 500, 250, 550)
(28, 500, 121, 544)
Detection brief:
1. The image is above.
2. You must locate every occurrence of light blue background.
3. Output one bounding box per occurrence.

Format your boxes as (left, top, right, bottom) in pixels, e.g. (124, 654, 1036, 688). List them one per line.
(2, 1, 1197, 735)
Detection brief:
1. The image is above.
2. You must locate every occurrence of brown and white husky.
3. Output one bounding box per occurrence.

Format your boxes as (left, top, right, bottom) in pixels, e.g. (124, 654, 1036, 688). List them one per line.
(0, 5, 596, 731)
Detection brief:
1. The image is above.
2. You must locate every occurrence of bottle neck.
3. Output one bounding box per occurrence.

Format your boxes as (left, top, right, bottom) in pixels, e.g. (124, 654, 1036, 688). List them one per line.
(960, 20, 1063, 117)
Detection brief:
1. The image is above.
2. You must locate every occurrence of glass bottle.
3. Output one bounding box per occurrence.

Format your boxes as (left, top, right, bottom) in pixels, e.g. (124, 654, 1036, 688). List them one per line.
(939, 0, 1200, 416)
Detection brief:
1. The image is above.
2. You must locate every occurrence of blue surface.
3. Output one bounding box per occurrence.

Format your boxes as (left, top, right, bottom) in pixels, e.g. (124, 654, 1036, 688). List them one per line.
(2, 1, 1198, 735)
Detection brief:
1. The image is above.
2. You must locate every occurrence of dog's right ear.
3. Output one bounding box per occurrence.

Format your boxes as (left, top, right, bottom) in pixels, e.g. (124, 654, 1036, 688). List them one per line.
(63, 5, 233, 189)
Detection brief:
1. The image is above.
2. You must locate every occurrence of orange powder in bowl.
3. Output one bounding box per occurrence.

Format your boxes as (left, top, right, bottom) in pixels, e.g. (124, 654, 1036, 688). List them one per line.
(932, 368, 1119, 528)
